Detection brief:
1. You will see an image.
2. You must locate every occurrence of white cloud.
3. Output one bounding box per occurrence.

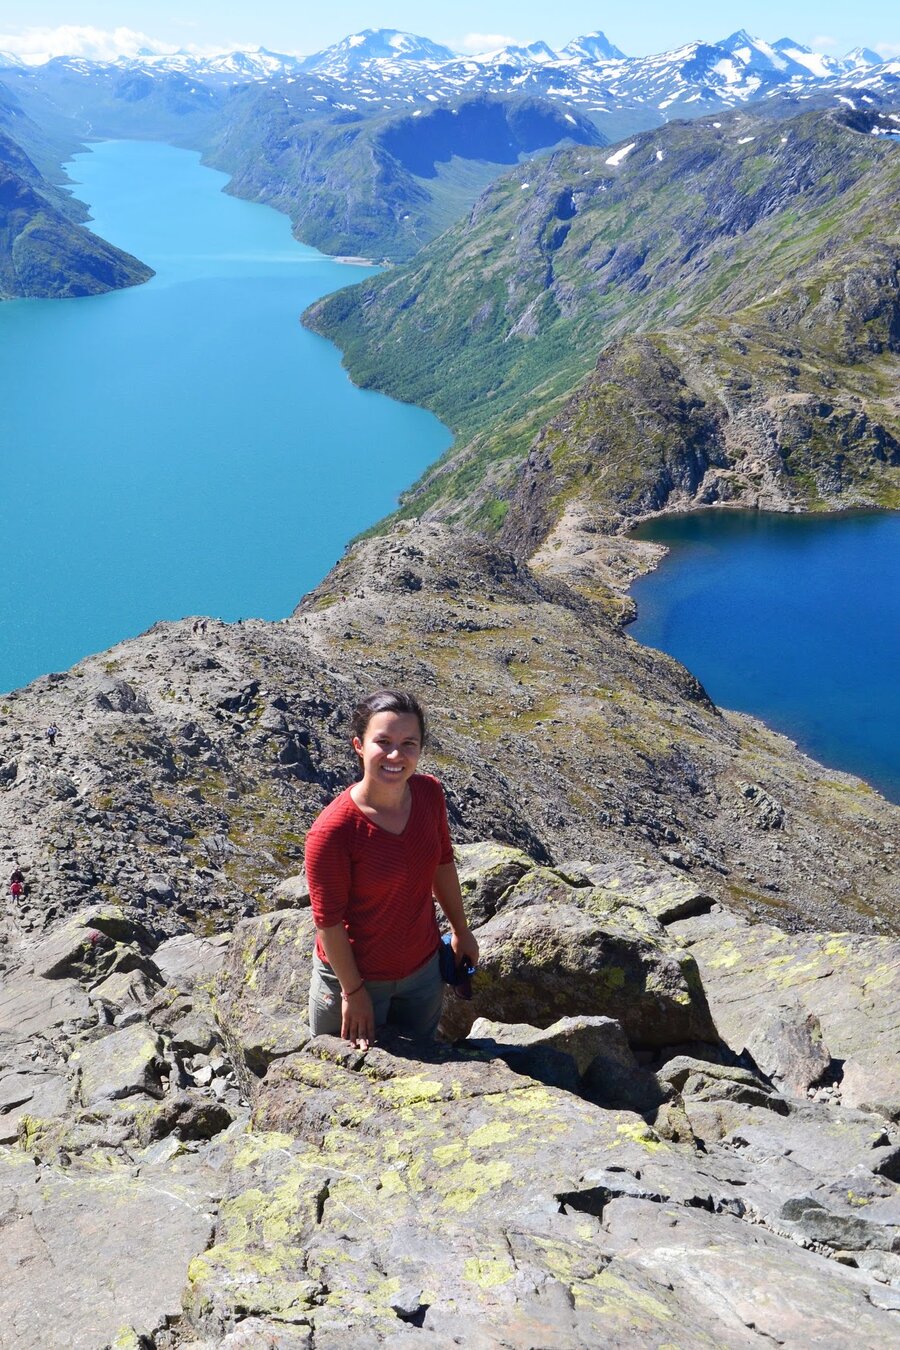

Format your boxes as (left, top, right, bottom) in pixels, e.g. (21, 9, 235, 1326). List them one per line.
(0, 25, 176, 64)
(810, 35, 838, 49)
(874, 41, 900, 58)
(455, 33, 520, 54)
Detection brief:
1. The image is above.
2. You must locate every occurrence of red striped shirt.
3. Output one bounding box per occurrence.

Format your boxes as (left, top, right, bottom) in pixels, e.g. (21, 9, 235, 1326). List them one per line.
(305, 772, 453, 981)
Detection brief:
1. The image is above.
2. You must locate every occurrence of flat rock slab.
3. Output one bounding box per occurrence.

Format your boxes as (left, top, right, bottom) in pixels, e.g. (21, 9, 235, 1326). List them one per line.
(668, 910, 900, 1119)
(0, 1070, 69, 1143)
(0, 971, 92, 1046)
(0, 1155, 215, 1349)
(601, 1196, 898, 1347)
(153, 933, 229, 990)
(71, 1022, 165, 1106)
(183, 1037, 898, 1346)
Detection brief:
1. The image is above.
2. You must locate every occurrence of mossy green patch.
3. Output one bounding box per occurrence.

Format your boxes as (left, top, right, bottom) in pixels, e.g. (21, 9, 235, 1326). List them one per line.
(463, 1254, 516, 1288)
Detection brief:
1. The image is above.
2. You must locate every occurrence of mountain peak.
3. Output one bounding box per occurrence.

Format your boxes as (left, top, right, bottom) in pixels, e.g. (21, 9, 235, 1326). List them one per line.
(302, 28, 456, 71)
(563, 31, 627, 61)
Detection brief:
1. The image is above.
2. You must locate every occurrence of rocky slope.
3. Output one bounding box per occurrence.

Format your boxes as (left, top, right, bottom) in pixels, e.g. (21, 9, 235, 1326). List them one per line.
(1, 523, 898, 1344)
(306, 104, 900, 536)
(1, 523, 896, 948)
(0, 128, 153, 299)
(206, 92, 605, 262)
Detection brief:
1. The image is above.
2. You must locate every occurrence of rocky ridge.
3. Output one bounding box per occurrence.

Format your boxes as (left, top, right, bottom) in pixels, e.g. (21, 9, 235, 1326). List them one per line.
(0, 523, 898, 1344)
(1, 523, 897, 941)
(306, 105, 900, 538)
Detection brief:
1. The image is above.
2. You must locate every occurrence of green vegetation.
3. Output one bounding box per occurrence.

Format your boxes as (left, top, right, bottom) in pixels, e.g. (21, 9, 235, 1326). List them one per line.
(0, 130, 153, 300)
(207, 92, 604, 262)
(306, 106, 900, 537)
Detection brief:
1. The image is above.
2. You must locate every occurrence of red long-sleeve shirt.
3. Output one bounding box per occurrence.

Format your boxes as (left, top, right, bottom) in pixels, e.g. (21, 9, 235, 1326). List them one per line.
(304, 772, 453, 981)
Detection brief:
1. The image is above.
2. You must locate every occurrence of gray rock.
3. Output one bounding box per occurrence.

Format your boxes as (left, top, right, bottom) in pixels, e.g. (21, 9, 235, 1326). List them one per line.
(0, 971, 92, 1045)
(0, 1071, 69, 1142)
(88, 967, 159, 1012)
(272, 873, 311, 908)
(600, 1195, 897, 1346)
(560, 856, 715, 924)
(669, 909, 900, 1121)
(72, 1023, 166, 1106)
(183, 1036, 900, 1346)
(0, 1154, 215, 1349)
(93, 675, 151, 714)
(146, 872, 176, 902)
(445, 900, 717, 1049)
(454, 841, 534, 926)
(744, 1002, 832, 1097)
(215, 909, 315, 1088)
(467, 1013, 655, 1110)
(153, 932, 228, 990)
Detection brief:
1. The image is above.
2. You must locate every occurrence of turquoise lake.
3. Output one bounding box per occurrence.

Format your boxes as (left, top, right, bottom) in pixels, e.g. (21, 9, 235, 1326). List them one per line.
(629, 510, 900, 804)
(0, 140, 451, 693)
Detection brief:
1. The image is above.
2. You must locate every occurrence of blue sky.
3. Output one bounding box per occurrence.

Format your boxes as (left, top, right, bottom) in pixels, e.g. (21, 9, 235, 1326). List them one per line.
(1, 2, 897, 61)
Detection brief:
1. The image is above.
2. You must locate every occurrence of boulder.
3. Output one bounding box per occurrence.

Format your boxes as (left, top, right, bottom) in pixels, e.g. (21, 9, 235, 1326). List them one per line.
(444, 900, 717, 1048)
(88, 967, 159, 1014)
(215, 909, 315, 1087)
(454, 841, 535, 926)
(71, 1023, 166, 1106)
(744, 1003, 832, 1097)
(668, 909, 900, 1120)
(561, 857, 715, 924)
(467, 1014, 656, 1111)
(271, 874, 311, 908)
(0, 1071, 69, 1143)
(153, 933, 229, 990)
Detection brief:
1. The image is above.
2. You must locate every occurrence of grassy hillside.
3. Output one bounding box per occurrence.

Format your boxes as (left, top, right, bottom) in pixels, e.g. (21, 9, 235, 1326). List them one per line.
(0, 129, 153, 299)
(207, 92, 605, 261)
(306, 104, 900, 538)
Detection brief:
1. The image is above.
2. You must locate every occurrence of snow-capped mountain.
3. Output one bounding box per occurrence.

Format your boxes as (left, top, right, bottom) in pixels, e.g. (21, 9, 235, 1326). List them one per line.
(4, 27, 892, 122)
(478, 41, 560, 70)
(561, 32, 627, 62)
(299, 29, 455, 75)
(129, 47, 304, 82)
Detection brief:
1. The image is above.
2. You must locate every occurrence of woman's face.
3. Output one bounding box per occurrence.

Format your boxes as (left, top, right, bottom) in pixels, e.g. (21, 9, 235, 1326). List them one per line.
(354, 711, 422, 788)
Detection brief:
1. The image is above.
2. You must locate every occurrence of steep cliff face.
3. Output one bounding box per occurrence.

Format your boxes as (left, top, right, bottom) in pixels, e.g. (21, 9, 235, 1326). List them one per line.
(0, 131, 153, 299)
(306, 105, 900, 533)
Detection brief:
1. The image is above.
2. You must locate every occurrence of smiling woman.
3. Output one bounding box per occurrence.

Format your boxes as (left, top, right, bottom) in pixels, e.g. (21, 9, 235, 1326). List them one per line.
(304, 689, 479, 1048)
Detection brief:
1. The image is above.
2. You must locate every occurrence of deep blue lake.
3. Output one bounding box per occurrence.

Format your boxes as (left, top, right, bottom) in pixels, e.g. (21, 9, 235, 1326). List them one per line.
(0, 140, 451, 693)
(629, 510, 900, 804)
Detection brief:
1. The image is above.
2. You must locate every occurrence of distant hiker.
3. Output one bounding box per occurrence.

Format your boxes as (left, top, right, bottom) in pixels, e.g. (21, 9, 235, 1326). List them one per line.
(10, 867, 23, 886)
(305, 689, 479, 1050)
(46, 723, 59, 747)
(9, 877, 23, 903)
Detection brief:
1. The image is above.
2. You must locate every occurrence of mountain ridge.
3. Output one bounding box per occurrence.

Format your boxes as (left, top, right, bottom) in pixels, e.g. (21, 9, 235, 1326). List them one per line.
(305, 103, 900, 539)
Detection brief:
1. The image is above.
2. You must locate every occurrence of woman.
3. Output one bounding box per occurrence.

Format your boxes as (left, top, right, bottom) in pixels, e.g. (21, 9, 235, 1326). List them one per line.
(305, 689, 479, 1048)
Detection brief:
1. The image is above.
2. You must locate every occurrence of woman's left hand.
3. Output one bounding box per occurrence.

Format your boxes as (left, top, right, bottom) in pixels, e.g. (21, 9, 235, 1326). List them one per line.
(451, 925, 479, 969)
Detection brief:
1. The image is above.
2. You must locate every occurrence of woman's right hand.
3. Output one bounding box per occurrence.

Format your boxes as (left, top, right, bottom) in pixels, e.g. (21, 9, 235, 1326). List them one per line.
(341, 986, 375, 1049)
